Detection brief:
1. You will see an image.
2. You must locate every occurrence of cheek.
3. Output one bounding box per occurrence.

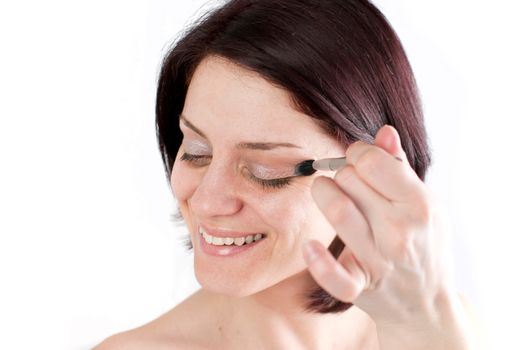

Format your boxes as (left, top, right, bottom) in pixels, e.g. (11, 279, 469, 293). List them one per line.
(290, 186, 337, 240)
(252, 182, 331, 238)
(170, 160, 199, 203)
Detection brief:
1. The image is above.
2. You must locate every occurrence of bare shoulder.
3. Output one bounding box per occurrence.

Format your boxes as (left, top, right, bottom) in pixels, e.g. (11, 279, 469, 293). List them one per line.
(93, 289, 214, 350)
(92, 331, 144, 350)
(92, 330, 206, 350)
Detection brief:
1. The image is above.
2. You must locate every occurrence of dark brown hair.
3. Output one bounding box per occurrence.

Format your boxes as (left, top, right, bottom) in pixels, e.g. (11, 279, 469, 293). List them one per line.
(156, 0, 431, 314)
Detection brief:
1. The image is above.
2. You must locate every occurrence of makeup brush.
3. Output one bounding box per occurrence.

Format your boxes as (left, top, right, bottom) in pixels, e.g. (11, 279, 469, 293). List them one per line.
(294, 155, 402, 176)
(294, 157, 347, 176)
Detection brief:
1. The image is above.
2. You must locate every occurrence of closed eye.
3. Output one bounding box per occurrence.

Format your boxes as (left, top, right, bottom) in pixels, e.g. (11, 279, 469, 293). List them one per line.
(246, 173, 292, 189)
(179, 152, 292, 190)
(180, 152, 211, 166)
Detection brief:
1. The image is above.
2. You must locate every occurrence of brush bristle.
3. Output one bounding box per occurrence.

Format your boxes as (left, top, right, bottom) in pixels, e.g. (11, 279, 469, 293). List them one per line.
(294, 160, 316, 176)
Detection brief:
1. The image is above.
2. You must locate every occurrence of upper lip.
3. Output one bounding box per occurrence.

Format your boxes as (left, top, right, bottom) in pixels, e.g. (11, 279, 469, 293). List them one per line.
(198, 222, 263, 238)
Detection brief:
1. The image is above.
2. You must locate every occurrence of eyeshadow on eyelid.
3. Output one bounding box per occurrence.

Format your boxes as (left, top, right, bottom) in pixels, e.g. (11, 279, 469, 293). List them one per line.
(184, 140, 211, 153)
(250, 164, 295, 179)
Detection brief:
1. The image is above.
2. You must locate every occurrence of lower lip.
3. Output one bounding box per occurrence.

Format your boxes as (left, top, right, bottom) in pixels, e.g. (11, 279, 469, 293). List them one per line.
(198, 232, 266, 257)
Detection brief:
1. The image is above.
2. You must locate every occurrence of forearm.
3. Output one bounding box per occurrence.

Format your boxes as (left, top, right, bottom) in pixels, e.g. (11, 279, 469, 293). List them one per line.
(375, 291, 482, 350)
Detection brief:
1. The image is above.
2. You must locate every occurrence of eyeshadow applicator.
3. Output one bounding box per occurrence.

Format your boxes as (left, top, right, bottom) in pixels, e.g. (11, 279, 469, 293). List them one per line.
(294, 155, 402, 176)
(294, 157, 347, 176)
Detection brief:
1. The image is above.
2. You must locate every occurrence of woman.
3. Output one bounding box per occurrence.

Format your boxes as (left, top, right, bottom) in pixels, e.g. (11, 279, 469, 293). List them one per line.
(96, 0, 481, 348)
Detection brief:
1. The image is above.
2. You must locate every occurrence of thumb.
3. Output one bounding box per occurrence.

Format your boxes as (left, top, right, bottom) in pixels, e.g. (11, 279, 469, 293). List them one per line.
(302, 240, 366, 303)
(374, 125, 407, 161)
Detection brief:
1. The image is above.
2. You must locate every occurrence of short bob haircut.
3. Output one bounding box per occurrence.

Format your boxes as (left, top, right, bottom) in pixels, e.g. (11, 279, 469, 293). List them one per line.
(156, 0, 431, 314)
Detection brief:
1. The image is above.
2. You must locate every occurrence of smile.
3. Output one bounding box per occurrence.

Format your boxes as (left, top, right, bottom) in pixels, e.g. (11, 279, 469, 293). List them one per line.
(198, 226, 266, 246)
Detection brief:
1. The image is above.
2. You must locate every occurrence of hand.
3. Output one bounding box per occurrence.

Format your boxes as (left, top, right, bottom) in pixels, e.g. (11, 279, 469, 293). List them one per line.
(302, 125, 454, 328)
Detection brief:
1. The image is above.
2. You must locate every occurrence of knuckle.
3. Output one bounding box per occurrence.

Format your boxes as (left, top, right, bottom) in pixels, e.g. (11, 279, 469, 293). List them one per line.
(349, 140, 367, 152)
(355, 149, 381, 175)
(334, 165, 358, 184)
(395, 186, 434, 226)
(390, 233, 415, 262)
(388, 216, 411, 234)
(409, 192, 433, 225)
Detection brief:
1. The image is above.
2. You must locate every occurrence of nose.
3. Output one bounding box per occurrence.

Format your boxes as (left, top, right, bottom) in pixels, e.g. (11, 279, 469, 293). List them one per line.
(188, 161, 244, 219)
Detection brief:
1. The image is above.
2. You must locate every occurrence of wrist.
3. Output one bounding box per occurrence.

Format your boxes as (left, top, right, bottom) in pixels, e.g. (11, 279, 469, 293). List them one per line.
(375, 289, 472, 350)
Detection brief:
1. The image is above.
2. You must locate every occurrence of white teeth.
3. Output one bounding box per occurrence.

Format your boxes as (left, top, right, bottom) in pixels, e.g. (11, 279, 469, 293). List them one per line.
(234, 237, 245, 246)
(200, 227, 213, 244)
(199, 226, 264, 247)
(212, 236, 224, 245)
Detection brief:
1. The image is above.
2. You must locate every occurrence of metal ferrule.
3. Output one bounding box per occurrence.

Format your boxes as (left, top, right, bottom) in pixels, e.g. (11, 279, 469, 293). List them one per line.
(312, 157, 347, 171)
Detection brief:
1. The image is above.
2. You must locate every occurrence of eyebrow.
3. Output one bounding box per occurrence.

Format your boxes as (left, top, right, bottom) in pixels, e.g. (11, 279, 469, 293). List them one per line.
(179, 114, 302, 151)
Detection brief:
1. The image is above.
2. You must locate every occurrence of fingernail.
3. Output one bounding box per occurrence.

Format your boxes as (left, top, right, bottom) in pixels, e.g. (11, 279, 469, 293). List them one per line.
(383, 132, 395, 150)
(302, 241, 321, 264)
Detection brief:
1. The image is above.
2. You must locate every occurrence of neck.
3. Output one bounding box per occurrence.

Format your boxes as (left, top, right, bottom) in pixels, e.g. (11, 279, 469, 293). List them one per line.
(214, 269, 377, 350)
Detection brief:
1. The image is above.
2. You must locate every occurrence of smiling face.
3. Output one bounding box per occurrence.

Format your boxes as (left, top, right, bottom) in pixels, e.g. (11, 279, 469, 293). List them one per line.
(171, 55, 346, 297)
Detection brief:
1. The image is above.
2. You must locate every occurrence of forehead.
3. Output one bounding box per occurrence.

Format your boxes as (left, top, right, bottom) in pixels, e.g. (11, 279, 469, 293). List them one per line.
(182, 56, 333, 146)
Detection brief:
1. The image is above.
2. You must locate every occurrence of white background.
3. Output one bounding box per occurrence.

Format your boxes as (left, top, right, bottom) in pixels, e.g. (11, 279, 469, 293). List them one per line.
(0, 1, 521, 349)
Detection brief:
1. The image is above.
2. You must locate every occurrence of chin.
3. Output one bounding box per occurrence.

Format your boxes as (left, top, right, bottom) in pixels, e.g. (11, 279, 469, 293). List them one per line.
(193, 255, 275, 298)
(195, 271, 260, 298)
(193, 260, 309, 300)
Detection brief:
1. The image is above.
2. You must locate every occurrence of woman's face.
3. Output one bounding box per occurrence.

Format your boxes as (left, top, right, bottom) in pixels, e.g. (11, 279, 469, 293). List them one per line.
(171, 56, 346, 297)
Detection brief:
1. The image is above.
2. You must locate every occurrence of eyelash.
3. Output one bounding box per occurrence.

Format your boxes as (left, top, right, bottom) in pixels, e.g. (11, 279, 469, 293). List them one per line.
(179, 152, 292, 189)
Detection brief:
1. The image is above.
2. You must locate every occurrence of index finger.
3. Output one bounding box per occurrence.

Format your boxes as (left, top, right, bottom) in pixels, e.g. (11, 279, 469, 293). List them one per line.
(345, 141, 424, 202)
